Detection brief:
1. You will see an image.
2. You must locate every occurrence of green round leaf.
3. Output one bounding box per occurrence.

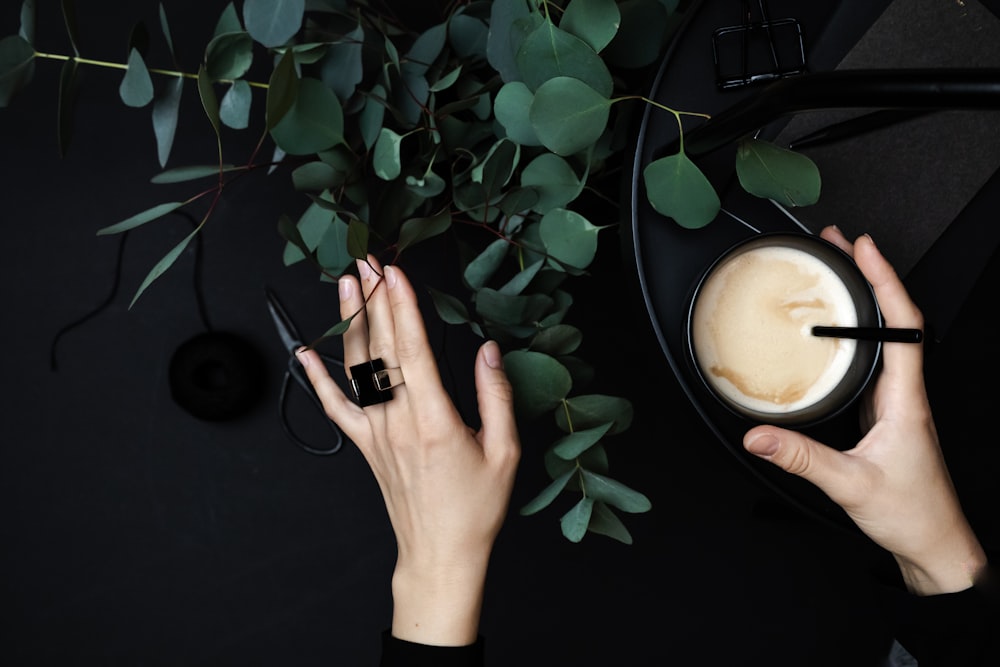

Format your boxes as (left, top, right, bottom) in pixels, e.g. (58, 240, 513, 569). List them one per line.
(494, 81, 541, 146)
(516, 19, 613, 97)
(243, 0, 304, 48)
(520, 153, 583, 214)
(0, 34, 35, 107)
(270, 77, 345, 155)
(642, 152, 720, 229)
(539, 208, 605, 269)
(561, 0, 621, 53)
(373, 128, 403, 180)
(530, 76, 610, 156)
(205, 31, 253, 81)
(291, 161, 341, 191)
(736, 137, 822, 207)
(531, 324, 584, 356)
(486, 0, 534, 82)
(503, 350, 573, 419)
(119, 48, 153, 108)
(219, 79, 251, 129)
(266, 49, 298, 130)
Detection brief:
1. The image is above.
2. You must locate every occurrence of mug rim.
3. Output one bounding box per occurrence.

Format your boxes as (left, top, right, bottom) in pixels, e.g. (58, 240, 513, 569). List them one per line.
(683, 232, 884, 427)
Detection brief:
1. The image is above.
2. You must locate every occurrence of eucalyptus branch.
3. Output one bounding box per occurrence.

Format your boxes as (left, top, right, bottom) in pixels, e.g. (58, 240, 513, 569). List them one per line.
(32, 51, 269, 88)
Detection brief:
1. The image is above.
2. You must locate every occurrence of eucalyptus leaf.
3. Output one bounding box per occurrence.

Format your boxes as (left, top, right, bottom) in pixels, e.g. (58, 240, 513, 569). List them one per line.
(266, 49, 298, 131)
(588, 501, 633, 544)
(503, 350, 572, 419)
(346, 219, 369, 260)
(205, 31, 253, 81)
(359, 85, 387, 150)
(580, 469, 651, 513)
(464, 238, 509, 290)
(561, 0, 621, 53)
(428, 287, 473, 325)
(243, 0, 304, 48)
(539, 208, 605, 269)
(643, 152, 720, 229)
(516, 19, 613, 97)
(219, 79, 251, 129)
(498, 259, 543, 296)
(530, 76, 611, 156)
(449, 13, 489, 61)
(736, 137, 821, 207)
(552, 421, 613, 459)
(152, 76, 183, 167)
(531, 323, 584, 357)
(151, 165, 236, 184)
(405, 171, 446, 198)
(158, 2, 176, 63)
(520, 469, 574, 516)
(560, 496, 594, 543)
(397, 210, 452, 252)
(271, 77, 345, 155)
(60, 0, 80, 57)
(404, 22, 446, 77)
(20, 0, 36, 44)
(373, 128, 403, 180)
(213, 2, 242, 38)
(486, 0, 532, 82)
(319, 24, 364, 103)
(96, 202, 184, 235)
(556, 394, 634, 434)
(476, 288, 553, 327)
(429, 65, 462, 92)
(129, 225, 202, 309)
(197, 64, 220, 135)
(119, 48, 154, 108)
(494, 81, 541, 146)
(520, 153, 583, 213)
(291, 161, 340, 191)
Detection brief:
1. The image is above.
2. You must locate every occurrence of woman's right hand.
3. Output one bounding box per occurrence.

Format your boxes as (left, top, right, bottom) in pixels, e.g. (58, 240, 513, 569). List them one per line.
(743, 226, 987, 595)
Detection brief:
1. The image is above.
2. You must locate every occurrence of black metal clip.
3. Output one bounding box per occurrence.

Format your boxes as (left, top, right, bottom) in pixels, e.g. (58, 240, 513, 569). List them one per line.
(712, 0, 807, 90)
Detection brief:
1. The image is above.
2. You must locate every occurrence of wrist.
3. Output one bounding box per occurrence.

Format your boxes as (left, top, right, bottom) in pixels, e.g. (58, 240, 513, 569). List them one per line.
(390, 556, 490, 646)
(893, 535, 988, 596)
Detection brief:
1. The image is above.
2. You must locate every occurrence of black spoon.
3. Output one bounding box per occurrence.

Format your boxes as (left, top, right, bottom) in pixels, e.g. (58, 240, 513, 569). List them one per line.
(811, 326, 923, 344)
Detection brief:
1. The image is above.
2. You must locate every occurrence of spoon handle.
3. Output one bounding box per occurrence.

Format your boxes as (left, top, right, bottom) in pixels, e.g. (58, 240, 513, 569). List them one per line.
(811, 326, 923, 343)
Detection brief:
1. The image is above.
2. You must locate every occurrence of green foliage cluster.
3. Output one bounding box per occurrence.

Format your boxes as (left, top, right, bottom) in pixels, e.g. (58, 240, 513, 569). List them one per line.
(1, 0, 821, 544)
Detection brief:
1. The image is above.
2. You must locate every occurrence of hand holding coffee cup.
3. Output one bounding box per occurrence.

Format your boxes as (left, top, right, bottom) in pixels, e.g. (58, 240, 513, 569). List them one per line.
(686, 231, 883, 426)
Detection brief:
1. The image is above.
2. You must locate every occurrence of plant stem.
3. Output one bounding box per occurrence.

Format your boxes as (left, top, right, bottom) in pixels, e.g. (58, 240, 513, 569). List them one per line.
(33, 52, 269, 89)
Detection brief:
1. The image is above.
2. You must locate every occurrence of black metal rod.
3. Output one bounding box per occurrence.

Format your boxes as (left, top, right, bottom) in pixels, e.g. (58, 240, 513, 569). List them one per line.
(682, 68, 1000, 158)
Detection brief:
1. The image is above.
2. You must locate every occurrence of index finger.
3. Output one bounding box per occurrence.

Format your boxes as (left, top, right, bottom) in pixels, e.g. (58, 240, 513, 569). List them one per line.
(852, 234, 925, 374)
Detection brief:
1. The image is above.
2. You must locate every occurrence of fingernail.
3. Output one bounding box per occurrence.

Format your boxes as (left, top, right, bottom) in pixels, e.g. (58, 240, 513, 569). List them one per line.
(338, 278, 352, 300)
(483, 340, 503, 369)
(746, 433, 779, 457)
(294, 347, 310, 368)
(385, 265, 398, 289)
(358, 260, 372, 280)
(862, 233, 876, 247)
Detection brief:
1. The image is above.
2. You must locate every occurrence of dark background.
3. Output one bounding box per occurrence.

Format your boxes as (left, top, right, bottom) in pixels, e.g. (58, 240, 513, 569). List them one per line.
(2, 2, 998, 666)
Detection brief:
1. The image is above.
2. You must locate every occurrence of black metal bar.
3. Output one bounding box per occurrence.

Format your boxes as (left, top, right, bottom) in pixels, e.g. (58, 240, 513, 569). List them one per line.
(682, 68, 1000, 158)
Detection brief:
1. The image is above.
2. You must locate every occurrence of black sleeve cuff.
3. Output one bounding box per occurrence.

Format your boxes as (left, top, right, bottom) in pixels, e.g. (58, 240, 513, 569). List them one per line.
(874, 561, 1000, 667)
(379, 630, 485, 667)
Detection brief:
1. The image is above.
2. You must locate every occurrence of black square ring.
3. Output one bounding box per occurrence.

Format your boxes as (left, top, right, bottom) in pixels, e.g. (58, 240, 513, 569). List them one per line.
(349, 358, 403, 407)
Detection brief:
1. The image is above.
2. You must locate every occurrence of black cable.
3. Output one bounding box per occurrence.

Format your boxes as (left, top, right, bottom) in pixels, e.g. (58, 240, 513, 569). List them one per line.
(49, 210, 211, 370)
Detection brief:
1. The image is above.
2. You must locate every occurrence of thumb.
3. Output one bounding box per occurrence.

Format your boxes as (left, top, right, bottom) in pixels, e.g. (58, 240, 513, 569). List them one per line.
(743, 426, 854, 501)
(474, 340, 520, 456)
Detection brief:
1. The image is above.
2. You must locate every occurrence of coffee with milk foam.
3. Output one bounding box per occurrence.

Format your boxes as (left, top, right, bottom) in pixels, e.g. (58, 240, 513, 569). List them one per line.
(692, 245, 859, 415)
